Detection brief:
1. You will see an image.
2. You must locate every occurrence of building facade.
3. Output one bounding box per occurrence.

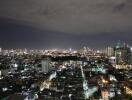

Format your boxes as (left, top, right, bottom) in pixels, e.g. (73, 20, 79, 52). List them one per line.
(41, 58, 51, 73)
(114, 42, 131, 65)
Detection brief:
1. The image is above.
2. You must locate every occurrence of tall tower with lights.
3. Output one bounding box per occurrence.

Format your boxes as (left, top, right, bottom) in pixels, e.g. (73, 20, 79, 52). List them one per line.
(114, 41, 131, 65)
(41, 58, 51, 73)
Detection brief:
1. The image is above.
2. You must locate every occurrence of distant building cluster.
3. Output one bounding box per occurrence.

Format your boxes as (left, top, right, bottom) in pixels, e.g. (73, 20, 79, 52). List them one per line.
(0, 41, 132, 70)
(75, 41, 132, 69)
(106, 42, 132, 69)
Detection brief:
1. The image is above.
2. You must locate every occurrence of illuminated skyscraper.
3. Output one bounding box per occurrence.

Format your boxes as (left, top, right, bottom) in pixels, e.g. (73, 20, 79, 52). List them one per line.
(114, 41, 131, 65)
(41, 58, 51, 73)
(0, 48, 2, 55)
(130, 47, 132, 65)
(105, 46, 114, 57)
(0, 48, 2, 52)
(0, 70, 1, 79)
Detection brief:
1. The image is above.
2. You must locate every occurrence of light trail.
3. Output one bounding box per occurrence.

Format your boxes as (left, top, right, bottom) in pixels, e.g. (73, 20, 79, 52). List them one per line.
(40, 71, 56, 91)
(80, 64, 98, 99)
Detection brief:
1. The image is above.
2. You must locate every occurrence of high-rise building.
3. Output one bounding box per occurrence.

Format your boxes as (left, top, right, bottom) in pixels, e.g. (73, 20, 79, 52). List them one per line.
(41, 58, 51, 73)
(114, 42, 131, 65)
(105, 46, 114, 57)
(0, 48, 2, 52)
(0, 70, 1, 78)
(130, 47, 132, 64)
(0, 48, 2, 55)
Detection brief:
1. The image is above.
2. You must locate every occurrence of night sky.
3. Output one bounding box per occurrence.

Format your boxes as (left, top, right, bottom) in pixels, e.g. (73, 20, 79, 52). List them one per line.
(0, 0, 132, 49)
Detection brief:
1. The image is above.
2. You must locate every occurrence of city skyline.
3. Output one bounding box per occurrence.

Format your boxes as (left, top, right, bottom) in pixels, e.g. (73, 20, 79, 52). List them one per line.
(0, 1, 132, 99)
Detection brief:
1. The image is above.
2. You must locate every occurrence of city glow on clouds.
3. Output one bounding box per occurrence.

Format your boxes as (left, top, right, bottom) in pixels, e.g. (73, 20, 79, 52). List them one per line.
(0, 0, 132, 34)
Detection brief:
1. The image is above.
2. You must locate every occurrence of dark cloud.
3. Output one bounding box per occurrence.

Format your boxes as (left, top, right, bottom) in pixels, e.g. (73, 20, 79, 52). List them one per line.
(114, 2, 126, 11)
(0, 0, 132, 49)
(0, 0, 132, 34)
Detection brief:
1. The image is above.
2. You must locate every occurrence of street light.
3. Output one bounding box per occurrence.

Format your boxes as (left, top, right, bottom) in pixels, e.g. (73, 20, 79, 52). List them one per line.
(69, 94, 72, 100)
